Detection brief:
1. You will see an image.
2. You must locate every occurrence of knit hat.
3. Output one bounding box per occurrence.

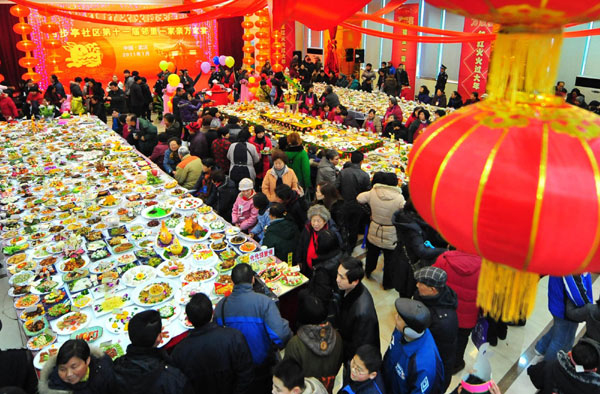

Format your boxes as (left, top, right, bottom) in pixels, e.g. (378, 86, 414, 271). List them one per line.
(238, 178, 254, 191)
(414, 266, 447, 289)
(297, 294, 327, 326)
(394, 298, 431, 334)
(128, 310, 162, 347)
(307, 204, 331, 223)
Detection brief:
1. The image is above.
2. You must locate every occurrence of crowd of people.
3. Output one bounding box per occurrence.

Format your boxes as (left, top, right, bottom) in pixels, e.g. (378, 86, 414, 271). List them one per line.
(1, 56, 600, 394)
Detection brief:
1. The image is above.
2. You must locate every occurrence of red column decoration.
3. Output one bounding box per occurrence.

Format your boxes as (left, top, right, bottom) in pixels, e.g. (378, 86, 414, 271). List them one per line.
(241, 15, 255, 71)
(254, 8, 271, 71)
(271, 27, 285, 73)
(40, 19, 61, 78)
(10, 5, 40, 83)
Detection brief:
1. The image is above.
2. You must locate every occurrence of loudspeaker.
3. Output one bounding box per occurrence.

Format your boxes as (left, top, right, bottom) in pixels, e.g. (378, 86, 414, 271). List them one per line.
(355, 49, 365, 63)
(345, 49, 354, 62)
(293, 50, 302, 60)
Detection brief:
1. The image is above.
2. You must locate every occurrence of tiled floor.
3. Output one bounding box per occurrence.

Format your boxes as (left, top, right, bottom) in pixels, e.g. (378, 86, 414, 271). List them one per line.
(1, 244, 598, 393)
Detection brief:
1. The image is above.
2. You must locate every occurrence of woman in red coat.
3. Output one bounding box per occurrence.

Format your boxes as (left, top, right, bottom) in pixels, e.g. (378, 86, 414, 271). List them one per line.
(383, 97, 404, 126)
(248, 125, 272, 189)
(434, 250, 481, 375)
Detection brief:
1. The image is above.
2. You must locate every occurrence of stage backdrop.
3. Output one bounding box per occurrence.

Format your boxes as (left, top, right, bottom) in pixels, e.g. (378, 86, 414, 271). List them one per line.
(26, 5, 219, 89)
(457, 18, 494, 100)
(391, 3, 419, 100)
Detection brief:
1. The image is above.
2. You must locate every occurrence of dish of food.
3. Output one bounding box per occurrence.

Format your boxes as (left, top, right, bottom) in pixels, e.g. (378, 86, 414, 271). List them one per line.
(47, 302, 71, 320)
(281, 271, 303, 287)
(15, 294, 41, 309)
(59, 256, 88, 271)
(134, 282, 174, 306)
(176, 222, 210, 243)
(229, 235, 246, 245)
(67, 277, 94, 294)
(175, 198, 203, 210)
(122, 265, 157, 287)
(210, 241, 227, 252)
(116, 253, 137, 265)
(90, 260, 116, 274)
(9, 271, 34, 286)
(33, 344, 59, 369)
(141, 206, 173, 219)
(239, 242, 257, 253)
(86, 240, 107, 252)
(197, 205, 212, 214)
(225, 227, 240, 237)
(72, 294, 93, 309)
(183, 269, 217, 283)
(7, 253, 27, 265)
(70, 326, 103, 343)
(216, 258, 237, 273)
(31, 278, 61, 295)
(20, 304, 45, 321)
(93, 293, 132, 316)
(112, 242, 134, 254)
(27, 331, 57, 351)
(43, 289, 67, 305)
(54, 311, 90, 335)
(100, 343, 125, 360)
(62, 269, 89, 283)
(157, 303, 181, 325)
(106, 306, 143, 334)
(157, 261, 186, 277)
(8, 284, 30, 297)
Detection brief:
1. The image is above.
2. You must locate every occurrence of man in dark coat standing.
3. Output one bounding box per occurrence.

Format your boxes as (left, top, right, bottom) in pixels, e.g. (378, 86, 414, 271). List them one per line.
(172, 293, 254, 394)
(413, 266, 458, 391)
(335, 257, 380, 385)
(129, 76, 145, 117)
(435, 65, 448, 95)
(395, 63, 410, 96)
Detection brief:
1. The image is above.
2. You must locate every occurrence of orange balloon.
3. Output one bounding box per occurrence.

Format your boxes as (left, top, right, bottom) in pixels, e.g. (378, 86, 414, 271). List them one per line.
(243, 45, 255, 54)
(42, 39, 62, 49)
(16, 40, 35, 52)
(18, 57, 38, 68)
(243, 57, 255, 66)
(242, 33, 254, 41)
(40, 23, 60, 34)
(167, 62, 176, 72)
(241, 21, 254, 29)
(9, 5, 29, 18)
(272, 64, 283, 72)
(13, 23, 32, 35)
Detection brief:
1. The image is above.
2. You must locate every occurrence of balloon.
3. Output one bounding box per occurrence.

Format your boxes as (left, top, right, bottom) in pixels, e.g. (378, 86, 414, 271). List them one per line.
(248, 77, 256, 84)
(167, 62, 176, 73)
(159, 60, 168, 71)
(201, 61, 211, 74)
(213, 56, 220, 65)
(165, 85, 176, 94)
(177, 83, 183, 88)
(168, 74, 181, 87)
(219, 55, 227, 66)
(225, 56, 235, 68)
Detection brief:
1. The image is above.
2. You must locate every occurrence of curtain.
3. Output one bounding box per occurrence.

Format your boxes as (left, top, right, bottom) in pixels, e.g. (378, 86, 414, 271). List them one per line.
(217, 16, 243, 70)
(0, 5, 27, 88)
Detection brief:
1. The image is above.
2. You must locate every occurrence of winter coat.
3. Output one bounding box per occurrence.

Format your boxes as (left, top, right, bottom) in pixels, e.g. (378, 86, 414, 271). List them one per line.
(227, 142, 260, 181)
(171, 322, 254, 394)
(262, 218, 300, 261)
(383, 76, 398, 96)
(38, 346, 115, 394)
(382, 329, 444, 394)
(214, 283, 292, 365)
(396, 69, 410, 87)
(384, 104, 404, 125)
(90, 101, 107, 124)
(71, 97, 85, 116)
(527, 350, 600, 394)
(132, 118, 158, 156)
(212, 137, 232, 170)
(284, 191, 309, 231)
(163, 149, 180, 175)
(432, 94, 447, 108)
(417, 93, 431, 104)
(232, 192, 259, 231)
(174, 154, 203, 190)
(336, 163, 371, 202)
(112, 345, 192, 394)
(248, 135, 273, 179)
(285, 145, 312, 190)
(362, 69, 376, 82)
(107, 88, 127, 114)
(324, 92, 340, 109)
(433, 251, 481, 329)
(149, 142, 169, 170)
(447, 97, 463, 109)
(548, 274, 593, 319)
(178, 99, 201, 123)
(316, 157, 339, 186)
(339, 376, 387, 394)
(300, 378, 329, 394)
(189, 130, 209, 160)
(357, 184, 405, 250)
(284, 322, 343, 391)
(413, 286, 458, 390)
(393, 211, 447, 268)
(362, 116, 383, 134)
(295, 222, 344, 272)
(336, 282, 380, 362)
(70, 83, 83, 98)
(129, 83, 145, 113)
(164, 121, 181, 141)
(250, 209, 270, 241)
(348, 79, 360, 90)
(306, 249, 344, 307)
(566, 302, 600, 343)
(206, 176, 237, 223)
(0, 95, 18, 119)
(262, 166, 299, 202)
(407, 120, 429, 143)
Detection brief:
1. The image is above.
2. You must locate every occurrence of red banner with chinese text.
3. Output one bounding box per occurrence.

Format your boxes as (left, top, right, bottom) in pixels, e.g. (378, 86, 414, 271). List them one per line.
(457, 18, 494, 100)
(391, 4, 419, 100)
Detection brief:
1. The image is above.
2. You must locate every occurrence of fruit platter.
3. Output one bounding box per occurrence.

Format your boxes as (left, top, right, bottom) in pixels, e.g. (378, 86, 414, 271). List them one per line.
(175, 197, 203, 210)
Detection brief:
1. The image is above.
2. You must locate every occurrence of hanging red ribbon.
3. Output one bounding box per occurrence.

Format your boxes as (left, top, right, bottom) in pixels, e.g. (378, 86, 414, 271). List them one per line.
(355, 12, 475, 36)
(340, 22, 497, 42)
(8, 0, 224, 15)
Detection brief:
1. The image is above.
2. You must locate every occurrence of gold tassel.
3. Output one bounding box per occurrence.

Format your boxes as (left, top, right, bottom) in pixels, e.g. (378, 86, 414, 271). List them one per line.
(477, 259, 539, 323)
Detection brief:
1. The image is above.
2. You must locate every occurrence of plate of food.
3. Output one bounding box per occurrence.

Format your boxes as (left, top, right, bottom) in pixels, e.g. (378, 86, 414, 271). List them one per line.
(122, 265, 157, 287)
(112, 242, 135, 254)
(157, 302, 181, 325)
(116, 253, 137, 266)
(197, 205, 212, 214)
(183, 269, 217, 283)
(259, 266, 282, 283)
(7, 253, 27, 265)
(107, 225, 128, 237)
(72, 293, 93, 309)
(176, 220, 210, 243)
(133, 281, 174, 307)
(33, 344, 59, 369)
(42, 289, 68, 305)
(280, 271, 304, 287)
(100, 342, 125, 361)
(106, 306, 143, 334)
(98, 195, 120, 208)
(93, 293, 132, 316)
(62, 268, 89, 283)
(239, 242, 257, 254)
(190, 247, 218, 266)
(46, 302, 72, 320)
(157, 261, 186, 278)
(53, 311, 90, 335)
(59, 256, 88, 272)
(31, 277, 62, 295)
(216, 258, 237, 273)
(141, 206, 173, 220)
(20, 304, 45, 321)
(210, 240, 227, 252)
(208, 220, 226, 232)
(70, 326, 103, 343)
(229, 235, 246, 245)
(27, 331, 57, 351)
(176, 283, 205, 305)
(175, 198, 203, 211)
(67, 277, 95, 294)
(14, 294, 41, 309)
(8, 284, 30, 297)
(225, 227, 240, 237)
(90, 259, 117, 274)
(179, 312, 194, 329)
(86, 240, 107, 252)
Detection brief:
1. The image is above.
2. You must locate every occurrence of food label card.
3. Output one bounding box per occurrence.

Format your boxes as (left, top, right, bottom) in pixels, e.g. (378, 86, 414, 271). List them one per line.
(249, 248, 274, 263)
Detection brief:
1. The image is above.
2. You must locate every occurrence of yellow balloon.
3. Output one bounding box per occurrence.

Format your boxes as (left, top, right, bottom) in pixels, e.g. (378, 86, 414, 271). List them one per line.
(159, 60, 168, 71)
(249, 77, 256, 84)
(168, 74, 181, 87)
(225, 56, 235, 68)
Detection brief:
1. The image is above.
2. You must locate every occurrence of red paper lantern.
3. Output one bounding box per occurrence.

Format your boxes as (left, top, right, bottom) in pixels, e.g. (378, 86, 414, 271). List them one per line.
(256, 42, 268, 51)
(13, 23, 32, 35)
(255, 9, 269, 17)
(272, 64, 283, 72)
(255, 31, 269, 39)
(241, 21, 254, 29)
(243, 45, 255, 54)
(9, 5, 30, 18)
(273, 42, 283, 50)
(425, 0, 600, 27)
(22, 72, 41, 83)
(18, 56, 38, 68)
(43, 39, 62, 50)
(242, 33, 254, 41)
(255, 20, 270, 28)
(16, 40, 35, 52)
(40, 22, 60, 34)
(273, 54, 284, 62)
(256, 54, 268, 62)
(408, 99, 600, 277)
(243, 57, 255, 66)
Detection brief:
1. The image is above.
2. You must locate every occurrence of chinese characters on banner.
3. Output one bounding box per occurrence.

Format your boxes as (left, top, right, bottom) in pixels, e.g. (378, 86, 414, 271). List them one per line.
(391, 4, 419, 100)
(457, 18, 494, 100)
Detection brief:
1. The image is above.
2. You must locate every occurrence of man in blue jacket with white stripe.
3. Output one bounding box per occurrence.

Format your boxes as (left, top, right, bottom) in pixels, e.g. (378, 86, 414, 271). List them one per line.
(535, 274, 594, 361)
(214, 263, 292, 393)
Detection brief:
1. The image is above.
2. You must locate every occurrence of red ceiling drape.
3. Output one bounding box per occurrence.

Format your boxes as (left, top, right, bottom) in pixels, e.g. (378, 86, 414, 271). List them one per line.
(0, 4, 27, 87)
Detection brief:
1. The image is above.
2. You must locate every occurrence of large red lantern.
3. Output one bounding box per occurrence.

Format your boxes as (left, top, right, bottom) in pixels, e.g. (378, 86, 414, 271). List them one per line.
(13, 23, 32, 35)
(16, 40, 35, 52)
(242, 33, 254, 41)
(0, 74, 4, 83)
(241, 21, 254, 29)
(18, 57, 38, 68)
(243, 57, 255, 66)
(40, 22, 60, 34)
(9, 5, 30, 18)
(42, 39, 62, 50)
(22, 72, 41, 83)
(255, 31, 269, 39)
(243, 45, 255, 54)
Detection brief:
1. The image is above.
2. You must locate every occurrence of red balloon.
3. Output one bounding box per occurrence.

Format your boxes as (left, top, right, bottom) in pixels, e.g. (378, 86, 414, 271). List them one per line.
(13, 23, 32, 35)
(16, 40, 35, 52)
(40, 23, 60, 34)
(18, 56, 38, 68)
(9, 5, 29, 18)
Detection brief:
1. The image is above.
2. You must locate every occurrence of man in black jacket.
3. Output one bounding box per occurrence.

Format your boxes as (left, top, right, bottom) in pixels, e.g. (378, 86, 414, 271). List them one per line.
(435, 64, 448, 95)
(172, 87, 185, 124)
(395, 63, 410, 96)
(413, 266, 458, 391)
(107, 81, 127, 114)
(336, 151, 371, 254)
(172, 293, 254, 394)
(140, 77, 153, 120)
(113, 310, 193, 394)
(322, 85, 340, 109)
(335, 257, 380, 385)
(207, 170, 237, 223)
(70, 77, 83, 98)
(129, 76, 145, 117)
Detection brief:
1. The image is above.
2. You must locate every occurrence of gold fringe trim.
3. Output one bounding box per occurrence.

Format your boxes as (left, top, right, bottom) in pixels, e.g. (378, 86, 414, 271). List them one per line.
(487, 29, 563, 104)
(477, 260, 539, 323)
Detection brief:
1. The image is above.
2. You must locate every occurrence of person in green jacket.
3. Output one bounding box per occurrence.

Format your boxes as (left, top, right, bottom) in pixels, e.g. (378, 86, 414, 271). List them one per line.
(128, 115, 158, 157)
(174, 146, 204, 190)
(262, 203, 299, 262)
(284, 132, 311, 193)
